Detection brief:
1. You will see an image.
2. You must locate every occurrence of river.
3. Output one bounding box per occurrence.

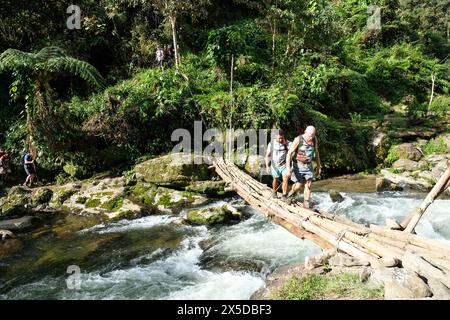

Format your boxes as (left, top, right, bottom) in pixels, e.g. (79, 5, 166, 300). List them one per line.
(0, 191, 449, 299)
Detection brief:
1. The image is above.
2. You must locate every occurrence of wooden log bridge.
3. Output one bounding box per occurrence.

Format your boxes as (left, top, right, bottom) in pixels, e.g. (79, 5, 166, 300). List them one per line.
(212, 157, 450, 287)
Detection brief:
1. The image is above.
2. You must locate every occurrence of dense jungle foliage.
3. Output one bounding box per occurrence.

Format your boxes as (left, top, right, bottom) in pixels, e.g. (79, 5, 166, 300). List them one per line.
(0, 0, 449, 182)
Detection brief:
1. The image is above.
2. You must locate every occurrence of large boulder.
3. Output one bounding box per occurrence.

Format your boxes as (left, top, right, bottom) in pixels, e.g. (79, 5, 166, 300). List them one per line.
(380, 169, 432, 192)
(370, 267, 432, 299)
(185, 180, 228, 197)
(185, 204, 243, 226)
(153, 187, 209, 214)
(328, 252, 369, 267)
(392, 143, 422, 161)
(375, 177, 402, 192)
(134, 153, 211, 187)
(371, 131, 391, 163)
(441, 133, 450, 151)
(0, 186, 31, 218)
(329, 190, 344, 203)
(430, 160, 449, 183)
(392, 159, 428, 172)
(0, 216, 40, 232)
(31, 188, 53, 207)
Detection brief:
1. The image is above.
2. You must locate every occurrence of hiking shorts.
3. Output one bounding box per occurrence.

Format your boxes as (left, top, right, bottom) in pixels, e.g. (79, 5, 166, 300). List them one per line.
(291, 161, 313, 183)
(271, 165, 288, 179)
(24, 165, 35, 175)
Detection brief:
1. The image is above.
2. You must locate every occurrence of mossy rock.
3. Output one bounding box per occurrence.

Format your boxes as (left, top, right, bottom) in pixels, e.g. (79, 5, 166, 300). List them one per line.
(329, 190, 344, 203)
(124, 181, 157, 210)
(185, 205, 242, 226)
(134, 153, 211, 187)
(111, 209, 139, 221)
(0, 186, 31, 217)
(155, 187, 188, 208)
(76, 196, 88, 204)
(185, 181, 228, 197)
(31, 188, 53, 207)
(85, 198, 101, 208)
(392, 143, 422, 161)
(51, 188, 79, 205)
(101, 196, 124, 212)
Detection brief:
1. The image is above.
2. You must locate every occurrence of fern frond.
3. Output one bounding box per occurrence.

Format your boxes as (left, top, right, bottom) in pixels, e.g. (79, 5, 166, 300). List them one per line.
(35, 46, 66, 62)
(0, 48, 35, 72)
(48, 56, 105, 89)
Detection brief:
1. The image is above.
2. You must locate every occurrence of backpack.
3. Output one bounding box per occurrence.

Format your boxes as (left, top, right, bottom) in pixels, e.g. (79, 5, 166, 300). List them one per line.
(20, 154, 27, 166)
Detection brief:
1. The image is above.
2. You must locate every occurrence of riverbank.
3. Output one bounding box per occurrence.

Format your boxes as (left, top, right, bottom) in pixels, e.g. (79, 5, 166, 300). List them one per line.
(252, 248, 450, 300)
(1, 151, 450, 299)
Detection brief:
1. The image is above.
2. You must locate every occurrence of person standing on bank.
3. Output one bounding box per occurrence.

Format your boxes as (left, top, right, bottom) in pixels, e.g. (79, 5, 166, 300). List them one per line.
(285, 126, 321, 208)
(265, 129, 291, 199)
(22, 152, 37, 187)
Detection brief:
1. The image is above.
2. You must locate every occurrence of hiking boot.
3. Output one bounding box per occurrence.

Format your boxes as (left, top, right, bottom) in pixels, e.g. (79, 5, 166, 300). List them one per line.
(271, 191, 278, 198)
(282, 195, 292, 205)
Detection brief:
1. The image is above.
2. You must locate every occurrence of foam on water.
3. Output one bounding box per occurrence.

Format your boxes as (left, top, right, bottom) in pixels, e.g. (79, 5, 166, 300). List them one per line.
(79, 215, 178, 234)
(314, 191, 450, 242)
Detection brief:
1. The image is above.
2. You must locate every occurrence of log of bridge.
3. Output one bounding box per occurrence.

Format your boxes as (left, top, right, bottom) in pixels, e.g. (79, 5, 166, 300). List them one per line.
(401, 161, 450, 233)
(212, 157, 450, 280)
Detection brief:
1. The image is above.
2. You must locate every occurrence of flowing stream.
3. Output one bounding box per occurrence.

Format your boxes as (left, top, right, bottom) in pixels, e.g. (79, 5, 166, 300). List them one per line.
(0, 191, 449, 299)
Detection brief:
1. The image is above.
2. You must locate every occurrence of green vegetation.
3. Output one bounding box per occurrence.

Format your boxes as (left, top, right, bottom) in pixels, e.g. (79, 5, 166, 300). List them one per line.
(76, 197, 88, 205)
(0, 1, 448, 180)
(271, 272, 384, 300)
(84, 198, 101, 208)
(423, 136, 448, 155)
(101, 196, 124, 212)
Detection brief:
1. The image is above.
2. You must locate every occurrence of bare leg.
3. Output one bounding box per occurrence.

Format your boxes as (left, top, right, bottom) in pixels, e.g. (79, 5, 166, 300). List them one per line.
(29, 173, 35, 187)
(304, 180, 312, 208)
(288, 182, 303, 197)
(24, 175, 30, 186)
(282, 174, 289, 196)
(272, 178, 278, 192)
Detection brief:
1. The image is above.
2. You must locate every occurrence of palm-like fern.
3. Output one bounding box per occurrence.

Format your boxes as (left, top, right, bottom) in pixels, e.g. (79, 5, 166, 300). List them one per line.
(0, 46, 105, 148)
(0, 46, 105, 89)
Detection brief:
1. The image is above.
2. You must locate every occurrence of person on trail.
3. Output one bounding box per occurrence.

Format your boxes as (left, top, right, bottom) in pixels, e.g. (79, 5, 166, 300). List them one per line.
(265, 129, 292, 199)
(155, 46, 165, 68)
(0, 148, 11, 184)
(285, 126, 321, 208)
(164, 44, 173, 66)
(22, 152, 37, 187)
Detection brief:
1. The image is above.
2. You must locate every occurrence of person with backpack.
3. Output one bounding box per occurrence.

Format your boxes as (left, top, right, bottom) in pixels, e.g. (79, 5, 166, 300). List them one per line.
(0, 147, 11, 184)
(22, 152, 37, 187)
(155, 46, 165, 69)
(265, 129, 292, 199)
(285, 126, 321, 208)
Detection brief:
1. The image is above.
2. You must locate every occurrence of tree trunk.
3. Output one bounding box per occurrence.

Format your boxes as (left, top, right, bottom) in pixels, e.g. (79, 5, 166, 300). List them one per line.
(169, 14, 180, 71)
(270, 19, 276, 74)
(401, 161, 450, 233)
(428, 73, 436, 114)
(228, 54, 234, 161)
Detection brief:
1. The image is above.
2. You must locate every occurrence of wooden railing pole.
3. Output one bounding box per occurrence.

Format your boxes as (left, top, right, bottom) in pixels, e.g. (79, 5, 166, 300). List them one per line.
(401, 161, 450, 233)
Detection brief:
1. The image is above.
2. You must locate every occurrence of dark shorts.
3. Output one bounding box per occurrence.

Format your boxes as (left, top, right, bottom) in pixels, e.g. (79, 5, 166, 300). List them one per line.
(24, 165, 35, 175)
(291, 161, 313, 183)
